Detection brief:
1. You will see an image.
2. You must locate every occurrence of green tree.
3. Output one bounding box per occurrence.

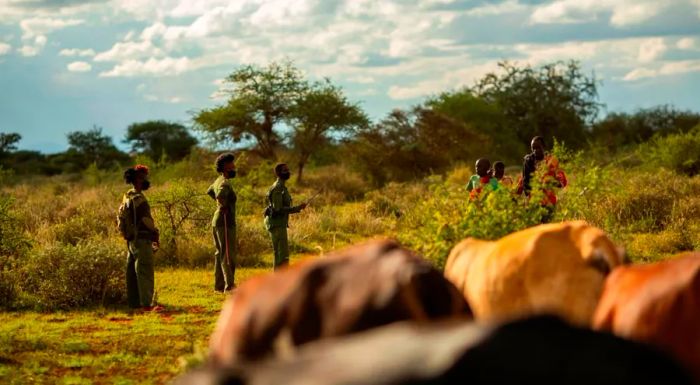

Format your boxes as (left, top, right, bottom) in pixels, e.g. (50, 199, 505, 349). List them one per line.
(350, 107, 485, 185)
(427, 90, 523, 164)
(66, 126, 128, 170)
(473, 60, 600, 148)
(289, 81, 369, 182)
(591, 105, 700, 149)
(125, 120, 198, 161)
(0, 133, 21, 156)
(194, 60, 308, 159)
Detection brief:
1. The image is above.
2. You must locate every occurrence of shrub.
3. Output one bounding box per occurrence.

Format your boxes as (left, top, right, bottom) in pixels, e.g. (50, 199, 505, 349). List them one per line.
(398, 177, 547, 269)
(235, 217, 270, 267)
(303, 164, 370, 201)
(642, 126, 700, 176)
(19, 239, 125, 310)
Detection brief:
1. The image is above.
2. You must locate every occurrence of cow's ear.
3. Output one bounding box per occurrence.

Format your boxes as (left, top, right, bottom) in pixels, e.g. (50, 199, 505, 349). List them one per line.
(616, 246, 629, 264)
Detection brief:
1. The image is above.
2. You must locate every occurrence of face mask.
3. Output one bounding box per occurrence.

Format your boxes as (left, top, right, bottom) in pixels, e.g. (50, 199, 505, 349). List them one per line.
(227, 170, 237, 179)
(142, 180, 151, 191)
(279, 171, 291, 180)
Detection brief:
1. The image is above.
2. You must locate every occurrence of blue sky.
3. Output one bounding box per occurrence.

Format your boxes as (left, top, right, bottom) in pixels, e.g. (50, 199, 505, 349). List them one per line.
(1, 0, 699, 153)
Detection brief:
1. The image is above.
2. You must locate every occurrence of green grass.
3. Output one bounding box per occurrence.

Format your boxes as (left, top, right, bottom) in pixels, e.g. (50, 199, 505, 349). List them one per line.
(0, 267, 267, 385)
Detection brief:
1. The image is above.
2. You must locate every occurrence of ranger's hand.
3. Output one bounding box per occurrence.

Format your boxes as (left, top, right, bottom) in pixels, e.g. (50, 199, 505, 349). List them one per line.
(299, 202, 308, 210)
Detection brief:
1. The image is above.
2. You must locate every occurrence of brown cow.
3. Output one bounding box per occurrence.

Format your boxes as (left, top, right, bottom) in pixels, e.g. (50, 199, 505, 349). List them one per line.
(208, 239, 471, 365)
(593, 252, 700, 381)
(444, 221, 625, 326)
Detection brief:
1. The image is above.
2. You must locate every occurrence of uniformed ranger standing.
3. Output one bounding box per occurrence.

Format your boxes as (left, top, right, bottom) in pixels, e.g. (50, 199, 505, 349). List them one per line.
(207, 153, 237, 292)
(264, 163, 307, 270)
(120, 165, 159, 309)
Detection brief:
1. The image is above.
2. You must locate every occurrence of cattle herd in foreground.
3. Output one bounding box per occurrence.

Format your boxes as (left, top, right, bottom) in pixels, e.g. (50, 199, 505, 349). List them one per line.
(176, 221, 700, 385)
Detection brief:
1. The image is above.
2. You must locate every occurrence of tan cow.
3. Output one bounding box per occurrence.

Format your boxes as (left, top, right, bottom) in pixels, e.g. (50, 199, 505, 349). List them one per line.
(444, 221, 625, 326)
(209, 239, 471, 365)
(593, 252, 700, 381)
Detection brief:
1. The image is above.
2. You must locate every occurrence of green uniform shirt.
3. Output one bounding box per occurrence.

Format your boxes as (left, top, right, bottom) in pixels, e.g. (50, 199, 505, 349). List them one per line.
(123, 189, 159, 241)
(207, 176, 237, 228)
(264, 179, 302, 230)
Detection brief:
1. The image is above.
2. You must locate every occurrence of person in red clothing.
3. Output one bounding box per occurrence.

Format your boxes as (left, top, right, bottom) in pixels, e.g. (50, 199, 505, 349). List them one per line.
(517, 137, 568, 219)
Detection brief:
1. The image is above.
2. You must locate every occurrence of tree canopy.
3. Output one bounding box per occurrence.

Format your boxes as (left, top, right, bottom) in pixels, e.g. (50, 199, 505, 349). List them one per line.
(125, 120, 198, 161)
(194, 60, 308, 159)
(473, 60, 600, 149)
(66, 126, 128, 170)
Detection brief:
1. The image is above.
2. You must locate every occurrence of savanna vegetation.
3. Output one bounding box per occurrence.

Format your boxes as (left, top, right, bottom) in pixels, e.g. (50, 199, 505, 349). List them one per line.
(1, 59, 699, 384)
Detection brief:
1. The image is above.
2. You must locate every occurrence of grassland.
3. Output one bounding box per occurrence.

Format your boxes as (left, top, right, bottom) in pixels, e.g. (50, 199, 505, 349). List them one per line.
(0, 268, 266, 385)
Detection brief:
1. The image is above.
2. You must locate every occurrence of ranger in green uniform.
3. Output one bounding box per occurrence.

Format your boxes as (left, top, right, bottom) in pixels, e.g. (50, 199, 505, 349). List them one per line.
(264, 163, 307, 270)
(121, 165, 159, 309)
(207, 153, 237, 292)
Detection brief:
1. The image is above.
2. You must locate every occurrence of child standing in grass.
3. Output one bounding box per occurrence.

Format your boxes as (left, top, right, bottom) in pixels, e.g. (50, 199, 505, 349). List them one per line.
(466, 158, 499, 200)
(492, 161, 514, 188)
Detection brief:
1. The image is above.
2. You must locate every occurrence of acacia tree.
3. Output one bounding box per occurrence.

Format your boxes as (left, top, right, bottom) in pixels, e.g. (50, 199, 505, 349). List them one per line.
(289, 81, 369, 182)
(473, 60, 600, 148)
(125, 120, 198, 161)
(194, 60, 308, 159)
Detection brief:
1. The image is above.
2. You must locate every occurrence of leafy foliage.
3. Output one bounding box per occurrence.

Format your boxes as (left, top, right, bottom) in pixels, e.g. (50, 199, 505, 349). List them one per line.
(289, 80, 369, 182)
(66, 126, 129, 170)
(473, 60, 600, 149)
(194, 60, 308, 159)
(125, 120, 198, 161)
(350, 107, 487, 185)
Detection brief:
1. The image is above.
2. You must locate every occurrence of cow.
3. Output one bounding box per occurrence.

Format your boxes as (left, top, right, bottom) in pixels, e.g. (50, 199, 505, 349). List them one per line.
(593, 252, 700, 381)
(208, 239, 471, 365)
(177, 316, 694, 385)
(444, 221, 625, 326)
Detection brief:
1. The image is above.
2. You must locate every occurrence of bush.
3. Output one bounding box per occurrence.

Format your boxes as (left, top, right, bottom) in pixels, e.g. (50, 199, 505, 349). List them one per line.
(642, 125, 700, 176)
(19, 239, 125, 310)
(398, 177, 547, 269)
(0, 269, 17, 309)
(302, 164, 370, 201)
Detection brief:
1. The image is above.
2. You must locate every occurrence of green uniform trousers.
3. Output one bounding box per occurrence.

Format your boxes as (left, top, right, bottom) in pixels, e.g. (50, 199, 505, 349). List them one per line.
(213, 226, 236, 291)
(126, 239, 155, 308)
(268, 226, 289, 271)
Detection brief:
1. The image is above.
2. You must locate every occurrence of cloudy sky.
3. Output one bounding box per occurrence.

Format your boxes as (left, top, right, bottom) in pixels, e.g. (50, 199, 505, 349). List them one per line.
(1, 0, 699, 152)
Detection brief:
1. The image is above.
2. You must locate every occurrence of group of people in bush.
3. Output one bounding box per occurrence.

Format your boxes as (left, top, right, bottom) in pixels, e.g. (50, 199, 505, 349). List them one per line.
(466, 135, 569, 208)
(117, 156, 306, 310)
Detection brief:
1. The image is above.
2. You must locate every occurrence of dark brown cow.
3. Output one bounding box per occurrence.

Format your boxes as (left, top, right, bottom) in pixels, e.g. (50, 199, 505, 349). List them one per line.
(179, 316, 694, 385)
(593, 252, 700, 381)
(208, 239, 471, 365)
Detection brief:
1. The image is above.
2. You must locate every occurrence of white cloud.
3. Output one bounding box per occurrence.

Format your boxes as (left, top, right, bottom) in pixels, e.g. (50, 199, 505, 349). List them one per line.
(94, 39, 163, 62)
(623, 60, 700, 81)
(638, 38, 666, 63)
(0, 42, 11, 55)
(18, 34, 47, 56)
(19, 17, 84, 39)
(530, 0, 671, 27)
(466, 0, 526, 17)
(677, 37, 695, 50)
(67, 61, 92, 72)
(59, 48, 96, 57)
(623, 67, 657, 81)
(99, 56, 193, 77)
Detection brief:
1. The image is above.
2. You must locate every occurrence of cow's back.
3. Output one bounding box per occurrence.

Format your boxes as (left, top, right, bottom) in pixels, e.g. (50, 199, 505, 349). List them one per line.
(593, 252, 700, 380)
(209, 239, 471, 365)
(446, 221, 624, 326)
